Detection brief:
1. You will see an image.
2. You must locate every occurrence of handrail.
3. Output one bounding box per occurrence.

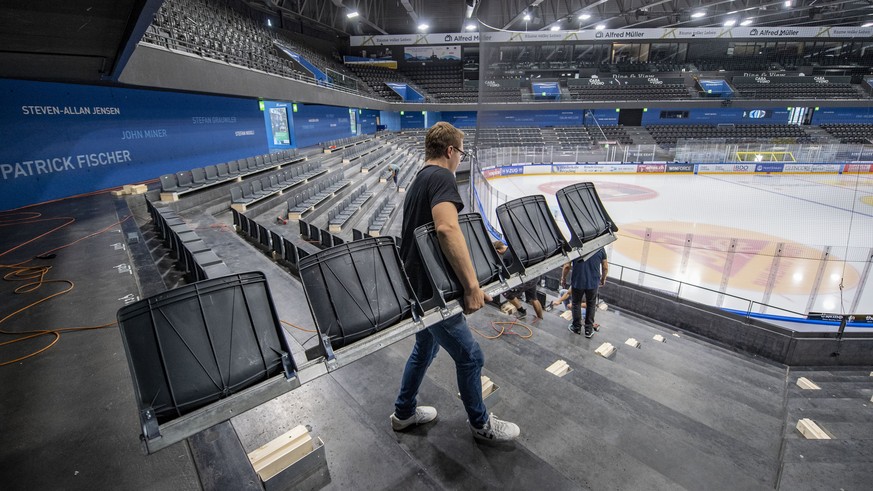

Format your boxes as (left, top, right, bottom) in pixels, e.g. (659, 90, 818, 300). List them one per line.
(608, 262, 807, 320)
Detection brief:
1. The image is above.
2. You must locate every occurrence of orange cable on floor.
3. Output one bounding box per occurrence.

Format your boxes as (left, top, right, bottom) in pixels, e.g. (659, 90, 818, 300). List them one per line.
(471, 319, 534, 340)
(0, 209, 132, 367)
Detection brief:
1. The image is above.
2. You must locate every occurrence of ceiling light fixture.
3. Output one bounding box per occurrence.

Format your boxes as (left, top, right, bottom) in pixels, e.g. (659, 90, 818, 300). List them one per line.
(740, 19, 753, 26)
(578, 13, 591, 20)
(523, 13, 531, 21)
(346, 11, 359, 19)
(466, 23, 477, 31)
(723, 19, 736, 27)
(550, 25, 561, 31)
(418, 23, 429, 31)
(784, 0, 793, 7)
(864, 22, 873, 27)
(595, 24, 606, 30)
(691, 12, 706, 18)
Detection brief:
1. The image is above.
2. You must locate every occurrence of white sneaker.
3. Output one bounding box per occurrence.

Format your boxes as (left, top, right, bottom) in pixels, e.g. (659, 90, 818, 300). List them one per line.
(390, 406, 438, 431)
(470, 413, 520, 442)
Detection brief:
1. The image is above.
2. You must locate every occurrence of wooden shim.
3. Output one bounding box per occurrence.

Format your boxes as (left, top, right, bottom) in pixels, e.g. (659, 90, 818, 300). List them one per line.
(595, 342, 616, 358)
(653, 334, 666, 343)
(111, 189, 126, 197)
(796, 377, 821, 390)
(796, 418, 831, 440)
(248, 425, 315, 482)
(545, 360, 571, 377)
(481, 376, 495, 397)
(131, 184, 148, 194)
(160, 192, 180, 203)
(624, 338, 640, 348)
(560, 310, 573, 321)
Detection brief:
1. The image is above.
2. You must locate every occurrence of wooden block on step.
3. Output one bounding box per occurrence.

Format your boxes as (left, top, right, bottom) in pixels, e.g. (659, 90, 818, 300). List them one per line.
(111, 189, 126, 197)
(131, 184, 148, 194)
(545, 360, 571, 377)
(595, 342, 616, 358)
(653, 334, 665, 343)
(248, 425, 314, 482)
(123, 184, 135, 194)
(796, 418, 830, 440)
(481, 376, 494, 397)
(796, 377, 820, 390)
(625, 338, 640, 348)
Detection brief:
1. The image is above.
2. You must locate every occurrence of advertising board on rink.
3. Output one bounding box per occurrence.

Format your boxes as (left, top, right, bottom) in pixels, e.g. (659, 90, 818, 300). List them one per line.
(783, 164, 842, 173)
(697, 164, 755, 173)
(754, 163, 785, 173)
(637, 163, 667, 173)
(666, 163, 695, 173)
(843, 163, 873, 173)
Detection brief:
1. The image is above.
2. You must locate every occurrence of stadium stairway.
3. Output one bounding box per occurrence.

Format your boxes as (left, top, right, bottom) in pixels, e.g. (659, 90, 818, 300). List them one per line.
(777, 367, 873, 490)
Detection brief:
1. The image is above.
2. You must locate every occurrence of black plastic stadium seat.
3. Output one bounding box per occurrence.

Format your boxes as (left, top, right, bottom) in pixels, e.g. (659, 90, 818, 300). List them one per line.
(298, 237, 421, 350)
(496, 195, 568, 275)
(413, 213, 509, 311)
(116, 272, 296, 428)
(556, 182, 618, 248)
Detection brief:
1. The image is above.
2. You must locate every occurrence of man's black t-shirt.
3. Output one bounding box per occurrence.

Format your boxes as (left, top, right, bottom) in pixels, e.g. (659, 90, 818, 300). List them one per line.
(399, 165, 463, 302)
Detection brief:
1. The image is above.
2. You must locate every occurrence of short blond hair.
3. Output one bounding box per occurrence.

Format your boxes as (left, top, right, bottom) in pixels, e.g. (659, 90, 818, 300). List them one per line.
(425, 121, 465, 161)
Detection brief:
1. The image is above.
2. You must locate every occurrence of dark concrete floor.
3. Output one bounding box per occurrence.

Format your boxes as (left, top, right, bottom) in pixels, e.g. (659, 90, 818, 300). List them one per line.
(1, 190, 871, 490)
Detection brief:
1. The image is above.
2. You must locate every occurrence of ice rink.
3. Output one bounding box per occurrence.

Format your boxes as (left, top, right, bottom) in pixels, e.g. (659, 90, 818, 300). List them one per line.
(486, 171, 873, 322)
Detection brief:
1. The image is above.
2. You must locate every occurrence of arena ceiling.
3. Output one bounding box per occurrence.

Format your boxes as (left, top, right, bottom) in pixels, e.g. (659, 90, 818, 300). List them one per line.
(268, 0, 873, 35)
(0, 0, 870, 83)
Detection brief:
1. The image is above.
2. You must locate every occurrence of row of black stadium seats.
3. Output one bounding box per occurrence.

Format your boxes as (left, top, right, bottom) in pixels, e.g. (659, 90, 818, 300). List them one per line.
(230, 162, 326, 211)
(368, 197, 396, 235)
(231, 208, 312, 275)
(328, 185, 373, 231)
(160, 149, 303, 195)
(146, 199, 230, 281)
(288, 172, 351, 218)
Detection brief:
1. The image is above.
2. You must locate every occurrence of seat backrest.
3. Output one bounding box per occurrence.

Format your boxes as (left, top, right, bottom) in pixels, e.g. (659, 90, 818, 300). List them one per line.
(216, 163, 230, 177)
(205, 165, 219, 180)
(496, 195, 568, 275)
(228, 161, 240, 174)
(413, 213, 509, 310)
(230, 186, 244, 203)
(160, 174, 179, 192)
(252, 179, 264, 194)
(238, 159, 250, 172)
(176, 171, 194, 187)
(115, 271, 294, 426)
(241, 182, 254, 199)
(299, 237, 420, 352)
(555, 182, 618, 248)
(191, 167, 207, 184)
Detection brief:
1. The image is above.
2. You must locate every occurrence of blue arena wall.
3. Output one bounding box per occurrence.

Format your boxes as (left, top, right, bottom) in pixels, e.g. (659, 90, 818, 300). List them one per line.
(811, 107, 873, 124)
(289, 102, 356, 148)
(400, 110, 425, 129)
(0, 78, 267, 210)
(641, 107, 791, 125)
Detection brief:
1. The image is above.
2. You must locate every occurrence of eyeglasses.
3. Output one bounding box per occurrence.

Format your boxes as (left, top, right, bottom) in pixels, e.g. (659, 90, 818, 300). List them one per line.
(451, 146, 469, 161)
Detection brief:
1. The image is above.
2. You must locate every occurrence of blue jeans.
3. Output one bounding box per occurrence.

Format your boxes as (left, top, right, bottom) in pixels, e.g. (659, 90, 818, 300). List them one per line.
(394, 313, 488, 428)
